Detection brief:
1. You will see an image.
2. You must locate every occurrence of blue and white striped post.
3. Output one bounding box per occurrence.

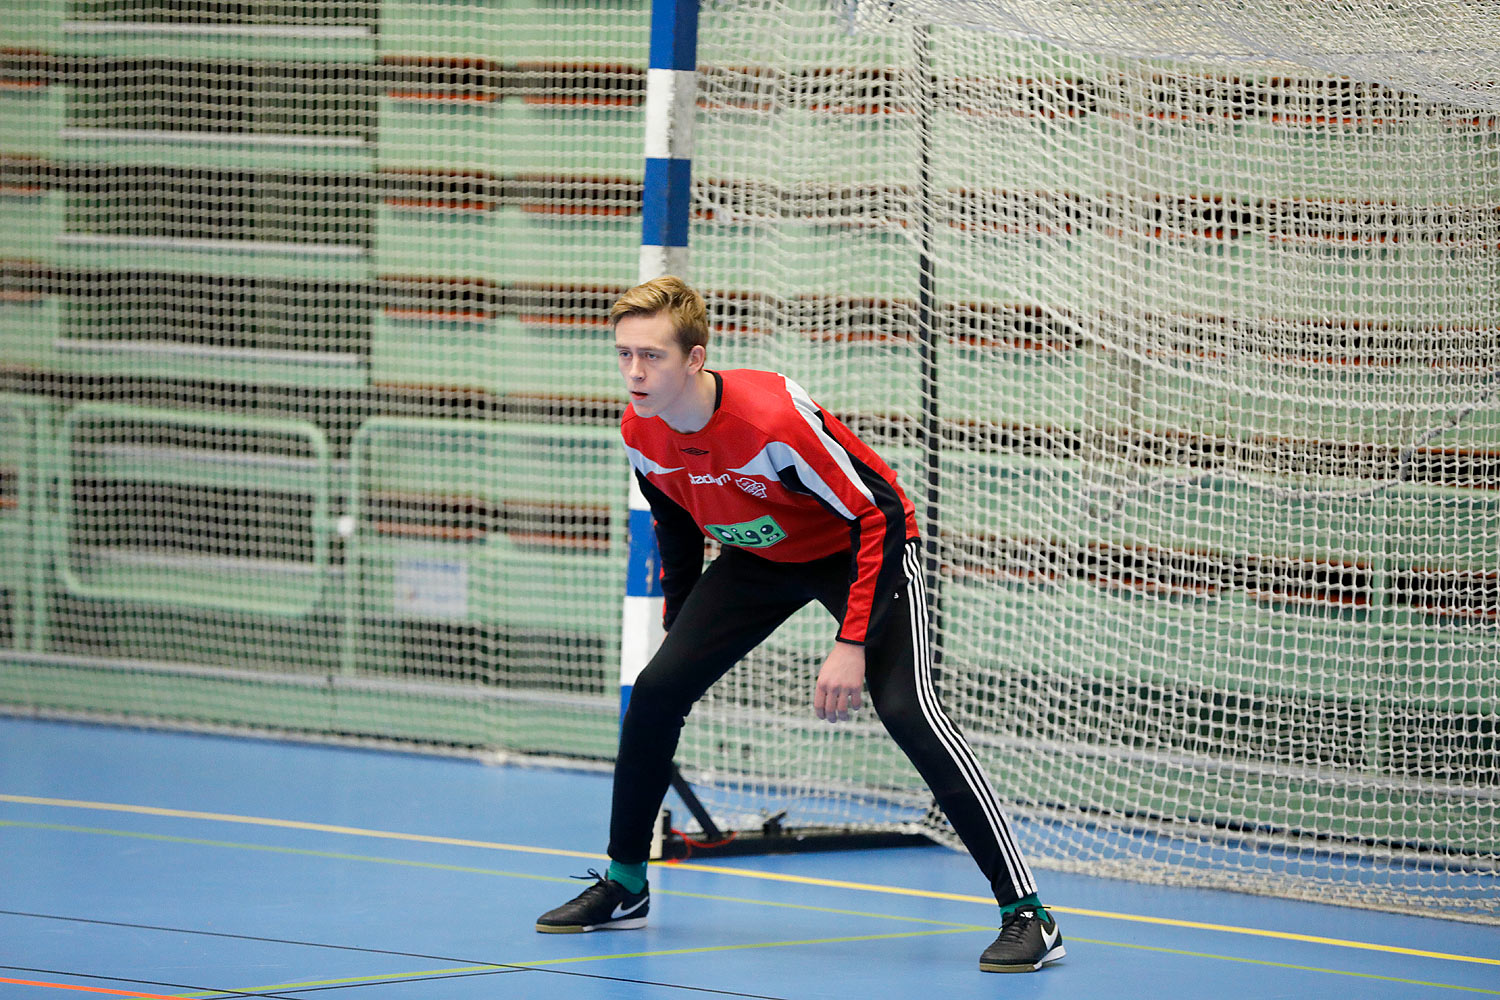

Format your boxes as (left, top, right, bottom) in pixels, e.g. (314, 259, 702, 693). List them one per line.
(620, 0, 699, 723)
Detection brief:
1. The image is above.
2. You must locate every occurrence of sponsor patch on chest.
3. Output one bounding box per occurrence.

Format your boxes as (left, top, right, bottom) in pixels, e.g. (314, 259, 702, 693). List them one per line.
(704, 514, 787, 549)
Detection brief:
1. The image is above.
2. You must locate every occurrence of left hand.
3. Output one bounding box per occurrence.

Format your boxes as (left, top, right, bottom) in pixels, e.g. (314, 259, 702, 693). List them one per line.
(815, 641, 866, 723)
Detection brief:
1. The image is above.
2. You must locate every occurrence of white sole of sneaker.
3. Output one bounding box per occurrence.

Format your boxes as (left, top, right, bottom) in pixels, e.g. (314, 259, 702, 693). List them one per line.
(536, 916, 648, 934)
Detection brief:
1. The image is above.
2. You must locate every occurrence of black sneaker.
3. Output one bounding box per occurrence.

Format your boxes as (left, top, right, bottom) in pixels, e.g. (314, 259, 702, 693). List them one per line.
(979, 906, 1065, 973)
(535, 870, 650, 934)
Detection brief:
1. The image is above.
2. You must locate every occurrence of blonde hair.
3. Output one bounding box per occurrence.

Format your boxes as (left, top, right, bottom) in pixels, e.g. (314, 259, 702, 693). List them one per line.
(608, 275, 709, 355)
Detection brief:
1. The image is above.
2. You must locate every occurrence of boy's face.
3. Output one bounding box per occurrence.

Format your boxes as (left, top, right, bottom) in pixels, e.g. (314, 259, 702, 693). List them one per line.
(614, 310, 704, 422)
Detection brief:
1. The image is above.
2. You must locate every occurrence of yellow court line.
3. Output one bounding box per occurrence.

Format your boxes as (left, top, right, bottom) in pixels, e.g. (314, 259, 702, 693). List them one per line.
(0, 793, 605, 860)
(175, 932, 1500, 999)
(180, 929, 979, 998)
(666, 861, 1500, 967)
(4, 817, 1495, 999)
(4, 792, 1496, 969)
(1063, 938, 1500, 997)
(184, 935, 1500, 1000)
(11, 819, 1489, 998)
(0, 818, 993, 931)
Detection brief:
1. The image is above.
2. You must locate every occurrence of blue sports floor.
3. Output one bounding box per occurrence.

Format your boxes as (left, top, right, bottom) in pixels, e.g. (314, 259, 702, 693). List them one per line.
(1, 717, 1496, 999)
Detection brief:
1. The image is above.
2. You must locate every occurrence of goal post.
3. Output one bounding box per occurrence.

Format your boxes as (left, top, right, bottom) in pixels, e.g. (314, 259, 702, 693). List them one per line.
(619, 0, 695, 732)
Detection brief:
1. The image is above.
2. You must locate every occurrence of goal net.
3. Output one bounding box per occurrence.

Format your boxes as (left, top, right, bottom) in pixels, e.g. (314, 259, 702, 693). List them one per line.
(674, 0, 1500, 919)
(0, 0, 1495, 922)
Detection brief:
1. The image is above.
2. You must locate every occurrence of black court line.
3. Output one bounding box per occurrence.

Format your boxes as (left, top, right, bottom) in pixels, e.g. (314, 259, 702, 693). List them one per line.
(2, 910, 511, 969)
(0, 912, 792, 1000)
(4, 962, 788, 1000)
(184, 968, 789, 1000)
(201, 969, 525, 996)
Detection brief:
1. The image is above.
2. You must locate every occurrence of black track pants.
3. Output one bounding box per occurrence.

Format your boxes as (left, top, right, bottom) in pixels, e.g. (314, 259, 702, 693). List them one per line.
(607, 540, 1038, 905)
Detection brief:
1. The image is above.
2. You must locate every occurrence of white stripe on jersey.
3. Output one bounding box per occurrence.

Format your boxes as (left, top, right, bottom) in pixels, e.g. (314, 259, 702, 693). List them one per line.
(729, 442, 856, 520)
(622, 444, 684, 478)
(780, 376, 877, 508)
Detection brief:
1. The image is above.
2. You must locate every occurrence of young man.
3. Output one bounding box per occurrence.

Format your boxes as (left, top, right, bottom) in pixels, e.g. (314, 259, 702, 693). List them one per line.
(535, 276, 1063, 974)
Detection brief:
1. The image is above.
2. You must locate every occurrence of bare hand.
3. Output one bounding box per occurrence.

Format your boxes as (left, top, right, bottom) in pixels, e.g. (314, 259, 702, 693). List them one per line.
(815, 642, 866, 723)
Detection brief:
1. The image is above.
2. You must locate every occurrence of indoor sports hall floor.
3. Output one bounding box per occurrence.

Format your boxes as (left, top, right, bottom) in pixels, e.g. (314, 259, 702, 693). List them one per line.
(1, 717, 1496, 999)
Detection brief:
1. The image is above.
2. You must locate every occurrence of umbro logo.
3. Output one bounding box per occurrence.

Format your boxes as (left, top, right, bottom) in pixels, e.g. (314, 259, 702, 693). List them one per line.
(680, 447, 709, 455)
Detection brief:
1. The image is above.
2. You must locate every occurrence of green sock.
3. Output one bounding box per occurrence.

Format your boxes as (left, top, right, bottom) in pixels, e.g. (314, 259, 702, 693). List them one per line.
(607, 860, 648, 894)
(998, 892, 1047, 922)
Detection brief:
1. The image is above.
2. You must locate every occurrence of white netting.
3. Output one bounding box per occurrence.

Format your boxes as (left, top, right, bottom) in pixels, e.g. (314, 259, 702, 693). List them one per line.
(676, 0, 1499, 920)
(0, 0, 1495, 921)
(0, 2, 647, 754)
(854, 0, 1500, 113)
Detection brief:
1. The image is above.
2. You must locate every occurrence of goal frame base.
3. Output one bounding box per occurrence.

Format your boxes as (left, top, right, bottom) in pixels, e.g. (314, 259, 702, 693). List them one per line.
(653, 807, 935, 860)
(652, 764, 935, 859)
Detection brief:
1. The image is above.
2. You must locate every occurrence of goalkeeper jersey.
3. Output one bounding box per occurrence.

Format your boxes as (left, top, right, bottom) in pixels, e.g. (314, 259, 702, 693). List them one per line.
(621, 368, 918, 645)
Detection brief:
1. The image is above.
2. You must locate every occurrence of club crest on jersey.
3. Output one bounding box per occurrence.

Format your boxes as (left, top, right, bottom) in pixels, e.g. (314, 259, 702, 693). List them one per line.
(735, 477, 768, 498)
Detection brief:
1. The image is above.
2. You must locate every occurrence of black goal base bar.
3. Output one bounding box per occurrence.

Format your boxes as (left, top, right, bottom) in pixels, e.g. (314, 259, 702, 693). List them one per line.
(653, 764, 934, 860)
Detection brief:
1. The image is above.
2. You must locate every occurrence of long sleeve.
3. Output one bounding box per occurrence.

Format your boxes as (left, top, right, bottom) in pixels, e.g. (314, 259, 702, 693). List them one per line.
(635, 470, 705, 630)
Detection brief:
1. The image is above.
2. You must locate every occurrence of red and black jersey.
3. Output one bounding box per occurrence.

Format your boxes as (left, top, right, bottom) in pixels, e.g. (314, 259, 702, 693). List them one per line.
(621, 368, 918, 644)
